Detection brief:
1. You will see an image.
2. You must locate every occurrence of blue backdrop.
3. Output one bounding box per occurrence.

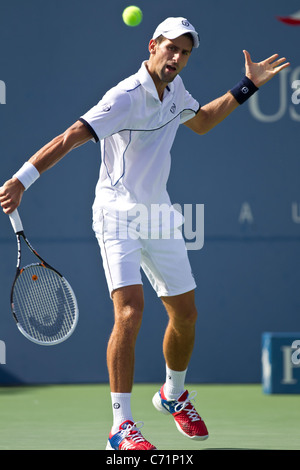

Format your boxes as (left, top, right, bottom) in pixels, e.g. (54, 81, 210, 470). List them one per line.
(0, 0, 299, 384)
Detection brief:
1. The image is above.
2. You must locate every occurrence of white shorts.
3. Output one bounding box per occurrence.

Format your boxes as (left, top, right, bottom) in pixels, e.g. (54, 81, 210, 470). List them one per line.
(93, 209, 197, 297)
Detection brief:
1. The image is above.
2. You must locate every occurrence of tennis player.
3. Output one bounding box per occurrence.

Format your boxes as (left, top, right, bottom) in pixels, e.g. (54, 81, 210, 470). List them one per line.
(0, 17, 289, 450)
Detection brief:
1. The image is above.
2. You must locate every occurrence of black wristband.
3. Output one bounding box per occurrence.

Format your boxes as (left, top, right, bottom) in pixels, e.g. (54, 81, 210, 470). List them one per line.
(230, 76, 258, 104)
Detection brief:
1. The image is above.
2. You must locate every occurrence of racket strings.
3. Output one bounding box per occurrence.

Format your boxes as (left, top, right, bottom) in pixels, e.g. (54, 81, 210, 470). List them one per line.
(12, 264, 77, 344)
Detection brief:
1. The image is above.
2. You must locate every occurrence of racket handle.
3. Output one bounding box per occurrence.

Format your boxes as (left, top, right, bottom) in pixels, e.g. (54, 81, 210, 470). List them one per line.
(9, 209, 24, 233)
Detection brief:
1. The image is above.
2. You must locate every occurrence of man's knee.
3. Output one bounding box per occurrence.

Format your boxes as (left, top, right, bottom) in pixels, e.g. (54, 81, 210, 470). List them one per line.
(175, 305, 198, 329)
(112, 285, 144, 332)
(184, 305, 198, 325)
(162, 290, 198, 327)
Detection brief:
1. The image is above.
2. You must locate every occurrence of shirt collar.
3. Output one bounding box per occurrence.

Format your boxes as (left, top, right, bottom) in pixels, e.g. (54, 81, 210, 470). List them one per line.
(137, 61, 174, 101)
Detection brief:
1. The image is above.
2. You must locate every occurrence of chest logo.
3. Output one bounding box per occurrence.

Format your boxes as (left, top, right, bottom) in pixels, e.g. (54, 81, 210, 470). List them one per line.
(170, 103, 176, 114)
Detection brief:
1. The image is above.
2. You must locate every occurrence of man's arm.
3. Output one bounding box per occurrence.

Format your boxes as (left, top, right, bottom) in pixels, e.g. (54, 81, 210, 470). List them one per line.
(185, 50, 290, 135)
(185, 92, 239, 135)
(0, 120, 93, 214)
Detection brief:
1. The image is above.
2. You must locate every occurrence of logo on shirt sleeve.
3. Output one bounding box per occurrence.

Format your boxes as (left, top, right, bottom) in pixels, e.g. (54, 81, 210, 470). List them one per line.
(100, 103, 112, 112)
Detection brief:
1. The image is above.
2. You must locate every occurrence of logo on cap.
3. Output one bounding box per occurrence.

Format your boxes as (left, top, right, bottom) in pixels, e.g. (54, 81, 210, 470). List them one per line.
(182, 20, 190, 27)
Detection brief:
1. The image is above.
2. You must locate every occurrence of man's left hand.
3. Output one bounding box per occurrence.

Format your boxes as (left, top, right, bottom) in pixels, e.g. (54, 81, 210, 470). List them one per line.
(244, 50, 290, 87)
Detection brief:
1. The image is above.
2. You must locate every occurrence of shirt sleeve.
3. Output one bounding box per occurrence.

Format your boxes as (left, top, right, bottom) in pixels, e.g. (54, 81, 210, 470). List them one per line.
(180, 89, 200, 124)
(79, 88, 131, 143)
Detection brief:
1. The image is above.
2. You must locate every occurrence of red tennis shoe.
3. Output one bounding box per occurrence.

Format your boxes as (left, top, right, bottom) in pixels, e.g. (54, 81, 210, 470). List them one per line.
(152, 385, 209, 440)
(106, 420, 156, 450)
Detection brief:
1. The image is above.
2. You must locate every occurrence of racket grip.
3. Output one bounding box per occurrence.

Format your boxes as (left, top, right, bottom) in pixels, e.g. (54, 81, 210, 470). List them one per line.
(9, 209, 24, 233)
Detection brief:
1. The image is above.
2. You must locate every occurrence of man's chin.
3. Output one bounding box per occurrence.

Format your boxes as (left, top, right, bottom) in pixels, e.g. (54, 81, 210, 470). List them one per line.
(160, 72, 178, 84)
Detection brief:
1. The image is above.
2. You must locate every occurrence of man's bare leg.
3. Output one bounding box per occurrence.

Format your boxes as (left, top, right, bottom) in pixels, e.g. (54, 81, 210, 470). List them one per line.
(108, 284, 144, 393)
(161, 289, 197, 373)
(106, 284, 157, 449)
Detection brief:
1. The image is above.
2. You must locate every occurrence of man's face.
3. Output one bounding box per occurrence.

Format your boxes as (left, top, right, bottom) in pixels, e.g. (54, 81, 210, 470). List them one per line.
(148, 35, 193, 85)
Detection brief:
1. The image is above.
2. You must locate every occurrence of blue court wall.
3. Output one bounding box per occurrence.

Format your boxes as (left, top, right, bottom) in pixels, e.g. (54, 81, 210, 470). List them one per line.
(0, 0, 299, 385)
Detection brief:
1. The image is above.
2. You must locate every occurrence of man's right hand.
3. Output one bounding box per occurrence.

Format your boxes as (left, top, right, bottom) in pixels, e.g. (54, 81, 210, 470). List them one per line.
(0, 178, 25, 214)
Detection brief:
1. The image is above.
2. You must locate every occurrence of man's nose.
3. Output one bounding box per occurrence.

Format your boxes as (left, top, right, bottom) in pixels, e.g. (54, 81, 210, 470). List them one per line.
(172, 52, 181, 63)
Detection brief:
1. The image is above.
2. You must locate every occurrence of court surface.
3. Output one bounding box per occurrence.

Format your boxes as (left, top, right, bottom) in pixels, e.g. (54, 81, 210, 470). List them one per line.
(0, 383, 299, 450)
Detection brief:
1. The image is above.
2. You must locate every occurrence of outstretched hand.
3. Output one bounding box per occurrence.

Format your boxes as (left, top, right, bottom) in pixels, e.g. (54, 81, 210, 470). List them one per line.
(243, 50, 290, 88)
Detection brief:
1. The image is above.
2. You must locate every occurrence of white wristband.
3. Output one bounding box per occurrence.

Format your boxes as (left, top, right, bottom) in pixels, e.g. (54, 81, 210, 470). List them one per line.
(13, 162, 40, 190)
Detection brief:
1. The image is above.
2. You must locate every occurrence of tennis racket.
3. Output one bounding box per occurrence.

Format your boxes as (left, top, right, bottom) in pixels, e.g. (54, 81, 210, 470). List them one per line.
(9, 209, 79, 345)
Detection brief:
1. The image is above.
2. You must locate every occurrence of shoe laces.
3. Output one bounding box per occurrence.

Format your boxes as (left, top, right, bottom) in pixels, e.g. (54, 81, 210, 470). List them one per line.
(121, 421, 146, 443)
(174, 391, 201, 422)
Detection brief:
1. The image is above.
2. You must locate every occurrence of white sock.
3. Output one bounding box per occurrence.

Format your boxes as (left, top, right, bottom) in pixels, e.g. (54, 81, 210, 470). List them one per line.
(111, 393, 134, 433)
(164, 365, 187, 400)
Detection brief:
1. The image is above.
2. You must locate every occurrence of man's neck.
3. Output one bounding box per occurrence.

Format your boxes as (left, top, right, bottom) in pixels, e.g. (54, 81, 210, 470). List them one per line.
(145, 61, 168, 102)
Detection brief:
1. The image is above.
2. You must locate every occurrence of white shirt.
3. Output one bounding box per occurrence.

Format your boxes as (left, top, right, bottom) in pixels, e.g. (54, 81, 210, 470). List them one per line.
(80, 61, 200, 213)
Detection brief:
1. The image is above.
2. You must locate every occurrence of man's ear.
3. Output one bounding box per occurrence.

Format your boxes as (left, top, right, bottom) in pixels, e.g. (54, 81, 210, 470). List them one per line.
(148, 39, 157, 55)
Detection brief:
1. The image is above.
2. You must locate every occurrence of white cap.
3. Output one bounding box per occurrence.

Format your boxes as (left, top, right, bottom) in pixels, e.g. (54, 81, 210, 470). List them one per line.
(152, 17, 199, 48)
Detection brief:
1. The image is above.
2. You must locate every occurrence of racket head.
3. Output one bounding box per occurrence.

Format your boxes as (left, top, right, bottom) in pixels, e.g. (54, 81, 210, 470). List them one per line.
(11, 263, 79, 345)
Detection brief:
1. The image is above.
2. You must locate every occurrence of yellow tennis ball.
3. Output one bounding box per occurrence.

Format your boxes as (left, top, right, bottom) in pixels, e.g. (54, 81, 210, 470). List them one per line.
(122, 6, 143, 27)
